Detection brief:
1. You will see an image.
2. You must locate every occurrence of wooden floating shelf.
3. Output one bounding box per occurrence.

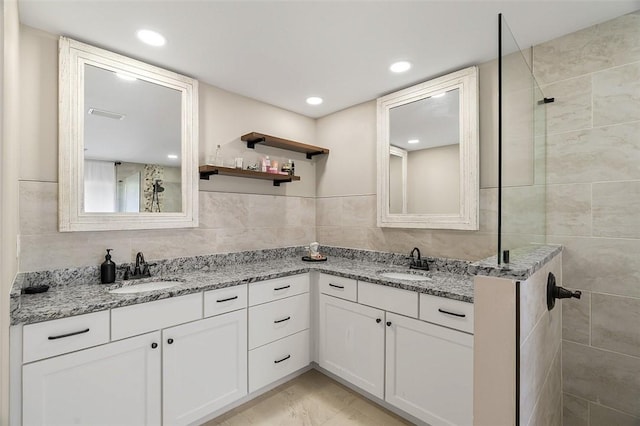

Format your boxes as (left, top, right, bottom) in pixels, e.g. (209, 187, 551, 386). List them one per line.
(199, 165, 301, 187)
(241, 132, 330, 159)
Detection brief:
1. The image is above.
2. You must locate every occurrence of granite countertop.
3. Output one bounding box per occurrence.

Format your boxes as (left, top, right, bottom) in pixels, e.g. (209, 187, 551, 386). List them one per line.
(470, 244, 563, 280)
(11, 256, 474, 326)
(11, 244, 563, 326)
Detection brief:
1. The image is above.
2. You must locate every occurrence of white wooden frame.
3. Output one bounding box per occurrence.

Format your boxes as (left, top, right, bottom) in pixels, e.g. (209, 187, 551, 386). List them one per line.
(59, 37, 199, 231)
(377, 66, 479, 230)
(389, 146, 408, 214)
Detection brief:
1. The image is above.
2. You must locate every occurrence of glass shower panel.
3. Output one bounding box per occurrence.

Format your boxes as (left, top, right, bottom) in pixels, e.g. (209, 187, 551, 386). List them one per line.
(498, 15, 547, 262)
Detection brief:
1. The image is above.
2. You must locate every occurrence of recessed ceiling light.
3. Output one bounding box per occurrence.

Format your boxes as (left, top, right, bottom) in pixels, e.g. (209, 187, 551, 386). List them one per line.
(408, 139, 420, 144)
(432, 92, 446, 98)
(390, 61, 411, 73)
(167, 154, 179, 159)
(137, 29, 166, 47)
(116, 72, 137, 82)
(306, 96, 323, 105)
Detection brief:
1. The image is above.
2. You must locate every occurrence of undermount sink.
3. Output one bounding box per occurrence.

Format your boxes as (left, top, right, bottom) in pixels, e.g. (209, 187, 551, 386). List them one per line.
(109, 281, 181, 294)
(378, 271, 432, 282)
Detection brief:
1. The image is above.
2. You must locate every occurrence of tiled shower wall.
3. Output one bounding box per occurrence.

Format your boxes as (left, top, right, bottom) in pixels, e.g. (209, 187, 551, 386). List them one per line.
(534, 11, 640, 424)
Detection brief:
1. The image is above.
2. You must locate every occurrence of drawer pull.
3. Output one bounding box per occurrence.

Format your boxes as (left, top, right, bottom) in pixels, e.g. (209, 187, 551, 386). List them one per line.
(47, 328, 90, 340)
(376, 318, 382, 323)
(329, 283, 345, 289)
(151, 343, 158, 349)
(274, 354, 291, 364)
(274, 316, 291, 324)
(386, 321, 392, 327)
(438, 308, 466, 318)
(274, 285, 291, 291)
(216, 295, 239, 303)
(167, 338, 174, 344)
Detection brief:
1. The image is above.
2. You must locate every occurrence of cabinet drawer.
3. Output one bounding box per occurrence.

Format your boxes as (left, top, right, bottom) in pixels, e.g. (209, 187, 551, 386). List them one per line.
(319, 274, 357, 302)
(111, 293, 202, 341)
(248, 329, 310, 393)
(248, 274, 309, 306)
(419, 293, 474, 334)
(248, 293, 309, 349)
(23, 310, 110, 363)
(358, 281, 418, 318)
(204, 284, 247, 317)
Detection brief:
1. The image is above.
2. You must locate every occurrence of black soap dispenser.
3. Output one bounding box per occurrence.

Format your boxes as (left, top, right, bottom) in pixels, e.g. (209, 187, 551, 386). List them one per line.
(101, 249, 116, 284)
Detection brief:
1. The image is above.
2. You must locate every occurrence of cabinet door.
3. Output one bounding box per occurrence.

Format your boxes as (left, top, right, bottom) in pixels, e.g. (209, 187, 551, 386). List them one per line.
(23, 331, 161, 426)
(385, 313, 473, 426)
(163, 309, 247, 426)
(318, 294, 385, 399)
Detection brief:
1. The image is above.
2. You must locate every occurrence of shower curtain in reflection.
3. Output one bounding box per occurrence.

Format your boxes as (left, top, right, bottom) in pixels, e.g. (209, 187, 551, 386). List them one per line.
(84, 160, 116, 212)
(143, 164, 164, 212)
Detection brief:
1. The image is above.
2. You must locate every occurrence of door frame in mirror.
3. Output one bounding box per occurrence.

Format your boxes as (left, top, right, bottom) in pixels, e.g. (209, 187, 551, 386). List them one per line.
(59, 37, 199, 231)
(376, 66, 479, 230)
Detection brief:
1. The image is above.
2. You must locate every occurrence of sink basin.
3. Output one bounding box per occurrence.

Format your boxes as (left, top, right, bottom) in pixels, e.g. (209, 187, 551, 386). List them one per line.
(109, 281, 180, 294)
(378, 271, 432, 282)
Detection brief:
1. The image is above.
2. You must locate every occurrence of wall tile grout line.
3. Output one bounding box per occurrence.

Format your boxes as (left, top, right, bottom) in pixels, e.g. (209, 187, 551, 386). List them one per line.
(563, 339, 640, 361)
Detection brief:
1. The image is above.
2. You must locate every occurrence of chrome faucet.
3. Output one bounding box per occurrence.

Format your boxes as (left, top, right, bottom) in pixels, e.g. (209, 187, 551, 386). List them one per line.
(408, 247, 429, 270)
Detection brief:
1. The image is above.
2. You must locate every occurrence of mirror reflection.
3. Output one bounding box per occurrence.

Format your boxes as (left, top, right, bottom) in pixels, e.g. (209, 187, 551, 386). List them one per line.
(83, 64, 182, 213)
(388, 89, 460, 215)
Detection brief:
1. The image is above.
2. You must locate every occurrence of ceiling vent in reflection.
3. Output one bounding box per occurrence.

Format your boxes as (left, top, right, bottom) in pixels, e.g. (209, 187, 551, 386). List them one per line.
(87, 108, 125, 120)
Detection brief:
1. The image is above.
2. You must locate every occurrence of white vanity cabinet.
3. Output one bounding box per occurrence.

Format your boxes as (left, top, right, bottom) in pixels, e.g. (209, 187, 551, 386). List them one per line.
(318, 274, 474, 426)
(318, 294, 385, 399)
(18, 290, 249, 426)
(248, 274, 311, 393)
(385, 312, 473, 426)
(15, 270, 473, 426)
(162, 309, 247, 426)
(23, 331, 162, 425)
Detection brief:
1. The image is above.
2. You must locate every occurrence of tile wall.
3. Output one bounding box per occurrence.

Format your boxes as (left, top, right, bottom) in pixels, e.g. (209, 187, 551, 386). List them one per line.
(534, 10, 640, 424)
(315, 192, 498, 261)
(519, 255, 562, 426)
(19, 181, 315, 271)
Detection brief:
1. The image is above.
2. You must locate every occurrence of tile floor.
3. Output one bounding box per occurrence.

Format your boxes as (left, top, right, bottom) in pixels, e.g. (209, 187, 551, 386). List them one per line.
(204, 369, 413, 426)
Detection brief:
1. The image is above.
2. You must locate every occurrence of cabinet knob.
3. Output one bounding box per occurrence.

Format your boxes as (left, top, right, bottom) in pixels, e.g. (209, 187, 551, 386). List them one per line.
(151, 342, 158, 349)
(386, 321, 392, 327)
(376, 318, 382, 323)
(167, 338, 174, 344)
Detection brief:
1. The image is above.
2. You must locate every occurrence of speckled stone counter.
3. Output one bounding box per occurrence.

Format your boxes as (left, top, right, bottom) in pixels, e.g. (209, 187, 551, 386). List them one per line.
(10, 244, 562, 326)
(470, 244, 563, 280)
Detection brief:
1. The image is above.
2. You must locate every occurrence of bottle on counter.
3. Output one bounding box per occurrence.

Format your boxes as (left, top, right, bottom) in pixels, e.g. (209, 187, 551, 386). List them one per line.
(101, 249, 116, 284)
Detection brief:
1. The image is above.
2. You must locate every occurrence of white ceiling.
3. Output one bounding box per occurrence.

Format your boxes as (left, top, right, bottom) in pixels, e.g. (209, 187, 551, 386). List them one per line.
(84, 64, 182, 166)
(19, 0, 640, 119)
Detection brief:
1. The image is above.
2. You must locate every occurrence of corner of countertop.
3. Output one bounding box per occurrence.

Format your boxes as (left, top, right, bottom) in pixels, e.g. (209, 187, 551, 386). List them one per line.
(470, 244, 563, 281)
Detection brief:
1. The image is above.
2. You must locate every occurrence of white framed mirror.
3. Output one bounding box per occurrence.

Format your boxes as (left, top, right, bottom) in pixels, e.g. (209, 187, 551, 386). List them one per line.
(58, 37, 199, 231)
(377, 66, 479, 230)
